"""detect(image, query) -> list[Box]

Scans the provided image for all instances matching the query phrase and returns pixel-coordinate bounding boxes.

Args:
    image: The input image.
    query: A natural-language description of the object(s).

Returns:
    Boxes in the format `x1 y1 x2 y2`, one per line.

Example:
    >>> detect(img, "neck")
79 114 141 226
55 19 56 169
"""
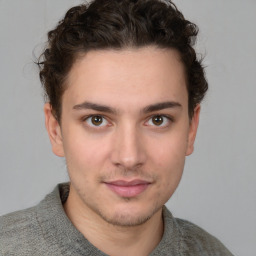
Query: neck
64 186 164 256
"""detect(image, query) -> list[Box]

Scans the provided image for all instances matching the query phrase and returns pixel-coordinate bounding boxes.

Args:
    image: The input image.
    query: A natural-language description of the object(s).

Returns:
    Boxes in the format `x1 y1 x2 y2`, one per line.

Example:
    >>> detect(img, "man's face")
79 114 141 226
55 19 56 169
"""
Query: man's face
45 46 199 226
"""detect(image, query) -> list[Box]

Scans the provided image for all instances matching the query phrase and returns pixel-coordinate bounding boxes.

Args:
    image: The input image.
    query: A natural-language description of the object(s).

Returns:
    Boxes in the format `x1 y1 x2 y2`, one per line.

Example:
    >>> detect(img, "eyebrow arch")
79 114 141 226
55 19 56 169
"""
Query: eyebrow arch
143 101 182 113
73 101 117 114
73 101 182 114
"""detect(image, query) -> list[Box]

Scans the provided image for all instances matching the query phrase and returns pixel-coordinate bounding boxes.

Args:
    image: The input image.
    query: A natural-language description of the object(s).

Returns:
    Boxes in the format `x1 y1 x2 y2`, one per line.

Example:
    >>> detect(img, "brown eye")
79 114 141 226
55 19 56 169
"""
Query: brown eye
152 115 164 126
147 115 171 127
84 115 109 128
91 116 103 126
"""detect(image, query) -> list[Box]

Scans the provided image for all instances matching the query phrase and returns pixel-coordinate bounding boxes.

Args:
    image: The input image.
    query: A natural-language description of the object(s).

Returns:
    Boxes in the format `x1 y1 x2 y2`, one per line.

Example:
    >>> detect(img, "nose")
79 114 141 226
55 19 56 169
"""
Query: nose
110 123 146 170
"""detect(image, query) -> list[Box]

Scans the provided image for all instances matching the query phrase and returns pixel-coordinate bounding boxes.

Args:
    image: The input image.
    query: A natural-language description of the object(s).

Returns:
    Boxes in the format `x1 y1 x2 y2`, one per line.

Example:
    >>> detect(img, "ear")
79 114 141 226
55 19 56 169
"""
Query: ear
44 103 65 157
186 104 201 156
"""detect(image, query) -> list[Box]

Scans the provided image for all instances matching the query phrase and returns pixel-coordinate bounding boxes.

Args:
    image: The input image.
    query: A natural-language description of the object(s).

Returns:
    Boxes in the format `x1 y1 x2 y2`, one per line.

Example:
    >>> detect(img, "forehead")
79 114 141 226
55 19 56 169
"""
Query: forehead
63 46 188 111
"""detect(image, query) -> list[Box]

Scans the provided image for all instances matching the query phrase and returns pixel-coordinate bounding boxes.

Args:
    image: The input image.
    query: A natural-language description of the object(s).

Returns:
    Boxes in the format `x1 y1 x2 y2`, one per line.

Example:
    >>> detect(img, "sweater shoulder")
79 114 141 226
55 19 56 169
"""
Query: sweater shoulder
0 206 38 233
175 218 234 256
0 206 48 255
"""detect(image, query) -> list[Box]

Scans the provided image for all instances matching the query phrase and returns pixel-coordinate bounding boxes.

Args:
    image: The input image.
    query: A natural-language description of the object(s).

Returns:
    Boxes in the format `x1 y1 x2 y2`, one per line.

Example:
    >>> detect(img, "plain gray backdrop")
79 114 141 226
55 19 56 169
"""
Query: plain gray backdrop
0 1 255 255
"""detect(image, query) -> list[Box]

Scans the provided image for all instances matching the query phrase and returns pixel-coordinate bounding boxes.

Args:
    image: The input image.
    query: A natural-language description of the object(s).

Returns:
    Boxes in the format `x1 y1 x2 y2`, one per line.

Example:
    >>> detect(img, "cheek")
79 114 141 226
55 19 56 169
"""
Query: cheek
149 133 187 191
150 130 188 167
158 151 185 187
62 128 111 174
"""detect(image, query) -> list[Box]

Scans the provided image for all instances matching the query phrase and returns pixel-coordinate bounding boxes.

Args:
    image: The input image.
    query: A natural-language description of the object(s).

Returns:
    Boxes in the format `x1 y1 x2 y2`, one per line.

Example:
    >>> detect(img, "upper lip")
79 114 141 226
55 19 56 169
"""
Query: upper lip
104 179 151 186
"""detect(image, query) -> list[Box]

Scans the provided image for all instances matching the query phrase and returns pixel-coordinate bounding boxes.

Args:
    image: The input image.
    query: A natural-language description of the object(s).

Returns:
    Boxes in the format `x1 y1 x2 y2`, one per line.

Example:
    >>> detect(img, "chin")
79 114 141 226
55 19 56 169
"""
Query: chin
101 212 152 227
98 203 162 227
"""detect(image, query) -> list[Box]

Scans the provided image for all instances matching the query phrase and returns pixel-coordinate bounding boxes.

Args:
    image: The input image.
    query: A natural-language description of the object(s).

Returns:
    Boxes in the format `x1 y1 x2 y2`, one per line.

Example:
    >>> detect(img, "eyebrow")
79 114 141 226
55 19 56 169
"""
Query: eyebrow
142 101 182 113
72 101 182 114
73 102 117 114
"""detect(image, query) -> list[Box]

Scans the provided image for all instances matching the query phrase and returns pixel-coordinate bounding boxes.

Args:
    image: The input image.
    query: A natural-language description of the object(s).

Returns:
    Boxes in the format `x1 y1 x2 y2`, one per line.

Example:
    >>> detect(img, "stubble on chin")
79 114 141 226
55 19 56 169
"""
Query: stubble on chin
76 184 163 228
93 199 163 227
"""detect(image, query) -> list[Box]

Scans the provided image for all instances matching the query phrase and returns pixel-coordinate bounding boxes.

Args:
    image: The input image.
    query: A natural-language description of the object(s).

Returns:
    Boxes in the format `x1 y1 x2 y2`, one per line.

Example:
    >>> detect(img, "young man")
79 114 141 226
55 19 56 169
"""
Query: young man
0 0 233 255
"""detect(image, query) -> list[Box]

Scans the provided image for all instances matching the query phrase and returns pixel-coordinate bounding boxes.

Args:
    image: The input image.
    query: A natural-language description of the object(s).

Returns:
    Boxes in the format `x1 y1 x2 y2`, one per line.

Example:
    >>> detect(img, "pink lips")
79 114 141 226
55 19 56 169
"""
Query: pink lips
104 179 150 197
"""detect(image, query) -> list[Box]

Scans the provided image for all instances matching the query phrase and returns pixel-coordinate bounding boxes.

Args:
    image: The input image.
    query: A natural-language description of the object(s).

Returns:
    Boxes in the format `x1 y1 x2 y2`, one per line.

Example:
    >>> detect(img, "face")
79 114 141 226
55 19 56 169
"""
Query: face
45 46 200 227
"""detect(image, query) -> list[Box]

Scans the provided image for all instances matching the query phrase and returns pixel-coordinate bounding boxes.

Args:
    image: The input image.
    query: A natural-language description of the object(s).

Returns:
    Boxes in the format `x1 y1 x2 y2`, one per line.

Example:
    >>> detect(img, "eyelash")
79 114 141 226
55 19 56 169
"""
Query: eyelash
82 114 174 129
145 114 173 128
82 115 110 129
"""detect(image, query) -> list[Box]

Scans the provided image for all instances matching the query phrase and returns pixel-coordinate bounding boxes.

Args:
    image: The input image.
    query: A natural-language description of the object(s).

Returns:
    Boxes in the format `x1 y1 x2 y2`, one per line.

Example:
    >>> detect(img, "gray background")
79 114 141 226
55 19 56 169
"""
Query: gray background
0 1 255 255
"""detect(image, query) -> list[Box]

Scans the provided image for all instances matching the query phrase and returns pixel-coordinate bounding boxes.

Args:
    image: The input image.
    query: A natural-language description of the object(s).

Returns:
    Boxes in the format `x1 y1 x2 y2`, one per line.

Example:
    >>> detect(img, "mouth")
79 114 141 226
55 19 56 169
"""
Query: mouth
103 179 151 198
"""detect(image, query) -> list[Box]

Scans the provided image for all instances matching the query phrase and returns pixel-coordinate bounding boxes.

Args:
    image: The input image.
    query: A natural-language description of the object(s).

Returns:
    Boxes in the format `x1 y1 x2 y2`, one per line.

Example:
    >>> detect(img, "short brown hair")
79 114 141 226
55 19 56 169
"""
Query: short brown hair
38 0 208 121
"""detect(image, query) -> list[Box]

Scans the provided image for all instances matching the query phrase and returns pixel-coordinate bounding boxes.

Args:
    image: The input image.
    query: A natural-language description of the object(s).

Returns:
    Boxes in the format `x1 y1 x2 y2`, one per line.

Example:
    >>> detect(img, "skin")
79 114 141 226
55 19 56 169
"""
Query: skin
44 46 200 256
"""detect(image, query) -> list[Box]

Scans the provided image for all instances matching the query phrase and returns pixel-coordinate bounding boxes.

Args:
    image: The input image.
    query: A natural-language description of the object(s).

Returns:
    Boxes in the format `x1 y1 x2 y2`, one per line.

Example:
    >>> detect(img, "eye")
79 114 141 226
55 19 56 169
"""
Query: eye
146 115 172 127
84 115 108 127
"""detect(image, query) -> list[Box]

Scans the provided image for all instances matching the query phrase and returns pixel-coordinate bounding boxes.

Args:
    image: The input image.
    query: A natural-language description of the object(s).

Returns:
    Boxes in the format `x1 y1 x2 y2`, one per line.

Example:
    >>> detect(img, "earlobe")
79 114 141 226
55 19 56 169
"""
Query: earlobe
186 104 200 156
44 103 65 157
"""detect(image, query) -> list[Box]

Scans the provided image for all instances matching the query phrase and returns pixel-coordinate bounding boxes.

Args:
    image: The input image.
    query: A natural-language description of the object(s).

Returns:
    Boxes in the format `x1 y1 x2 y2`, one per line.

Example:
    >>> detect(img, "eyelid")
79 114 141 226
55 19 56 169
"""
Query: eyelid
145 114 174 127
82 114 111 128
81 113 173 129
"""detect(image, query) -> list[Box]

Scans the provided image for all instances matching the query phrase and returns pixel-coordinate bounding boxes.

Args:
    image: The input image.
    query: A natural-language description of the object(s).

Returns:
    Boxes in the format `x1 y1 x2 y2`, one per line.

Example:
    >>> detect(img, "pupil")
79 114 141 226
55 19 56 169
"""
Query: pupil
153 116 163 125
92 116 102 125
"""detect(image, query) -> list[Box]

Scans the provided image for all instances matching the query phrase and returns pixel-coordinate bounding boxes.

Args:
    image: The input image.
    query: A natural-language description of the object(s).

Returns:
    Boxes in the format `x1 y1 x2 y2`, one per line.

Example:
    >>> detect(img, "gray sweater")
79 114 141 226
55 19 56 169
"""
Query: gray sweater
0 183 233 256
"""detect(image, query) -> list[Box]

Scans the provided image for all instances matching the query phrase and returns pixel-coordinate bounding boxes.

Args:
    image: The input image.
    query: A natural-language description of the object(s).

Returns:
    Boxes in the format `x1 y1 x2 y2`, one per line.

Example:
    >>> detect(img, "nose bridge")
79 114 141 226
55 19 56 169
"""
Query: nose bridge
111 121 146 169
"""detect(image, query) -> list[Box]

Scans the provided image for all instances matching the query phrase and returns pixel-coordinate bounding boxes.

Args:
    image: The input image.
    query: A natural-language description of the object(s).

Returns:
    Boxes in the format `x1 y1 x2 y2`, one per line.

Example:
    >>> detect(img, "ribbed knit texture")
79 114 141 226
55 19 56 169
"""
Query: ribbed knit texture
0 183 233 255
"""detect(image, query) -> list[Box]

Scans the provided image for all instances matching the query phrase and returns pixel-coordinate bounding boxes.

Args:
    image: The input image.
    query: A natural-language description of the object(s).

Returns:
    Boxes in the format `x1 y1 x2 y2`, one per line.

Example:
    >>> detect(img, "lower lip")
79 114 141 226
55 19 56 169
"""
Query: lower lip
105 183 149 197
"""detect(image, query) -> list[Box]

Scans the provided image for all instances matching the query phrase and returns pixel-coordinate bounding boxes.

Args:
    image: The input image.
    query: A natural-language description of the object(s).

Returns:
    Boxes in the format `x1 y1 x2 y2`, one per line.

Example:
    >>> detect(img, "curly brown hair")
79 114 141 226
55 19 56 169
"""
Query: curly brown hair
38 0 208 121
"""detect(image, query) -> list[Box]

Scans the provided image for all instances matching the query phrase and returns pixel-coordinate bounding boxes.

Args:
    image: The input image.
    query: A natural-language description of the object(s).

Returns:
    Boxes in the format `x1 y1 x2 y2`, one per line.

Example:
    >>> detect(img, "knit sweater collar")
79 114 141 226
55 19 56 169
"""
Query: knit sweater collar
35 183 183 255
